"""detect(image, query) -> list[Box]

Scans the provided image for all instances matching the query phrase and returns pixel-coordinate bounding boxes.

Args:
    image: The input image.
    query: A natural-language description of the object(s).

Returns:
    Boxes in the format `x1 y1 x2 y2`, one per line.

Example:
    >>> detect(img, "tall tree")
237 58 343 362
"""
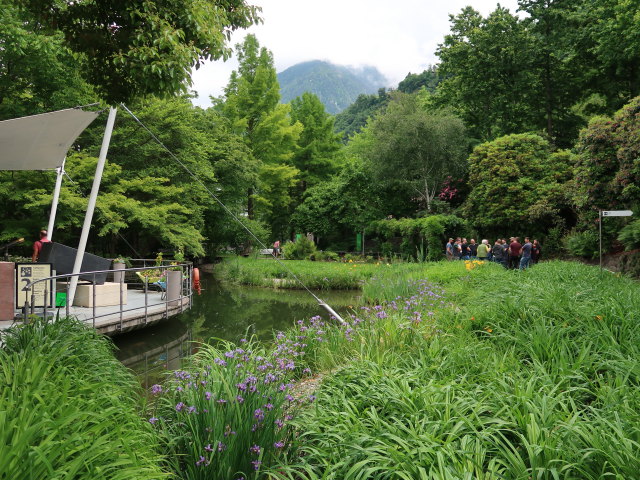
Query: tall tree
579 0 640 108
436 6 538 141
290 92 342 191
220 34 301 238
517 0 584 145
0 0 95 119
292 158 384 249
359 92 468 213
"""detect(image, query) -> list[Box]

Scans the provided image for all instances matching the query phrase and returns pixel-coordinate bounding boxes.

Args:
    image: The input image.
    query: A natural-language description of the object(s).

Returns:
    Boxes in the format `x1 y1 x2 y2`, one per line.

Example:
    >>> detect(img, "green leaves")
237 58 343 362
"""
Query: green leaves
357 92 469 213
463 133 575 235
16 0 261 103
0 317 166 479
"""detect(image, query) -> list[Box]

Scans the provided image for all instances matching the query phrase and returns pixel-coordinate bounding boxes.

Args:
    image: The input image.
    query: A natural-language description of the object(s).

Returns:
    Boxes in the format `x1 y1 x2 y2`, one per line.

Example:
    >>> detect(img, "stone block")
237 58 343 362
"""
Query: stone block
71 281 128 308
0 262 15 321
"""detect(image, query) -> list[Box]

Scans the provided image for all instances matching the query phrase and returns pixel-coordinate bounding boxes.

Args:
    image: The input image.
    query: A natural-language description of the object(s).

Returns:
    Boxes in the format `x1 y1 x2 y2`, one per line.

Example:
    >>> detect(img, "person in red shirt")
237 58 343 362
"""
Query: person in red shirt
32 230 51 262
508 237 522 269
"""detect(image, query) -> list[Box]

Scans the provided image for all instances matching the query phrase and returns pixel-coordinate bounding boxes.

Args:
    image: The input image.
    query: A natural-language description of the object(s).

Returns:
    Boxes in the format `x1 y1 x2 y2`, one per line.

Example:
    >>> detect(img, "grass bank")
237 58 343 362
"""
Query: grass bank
0 317 167 479
265 260 640 479
215 256 390 289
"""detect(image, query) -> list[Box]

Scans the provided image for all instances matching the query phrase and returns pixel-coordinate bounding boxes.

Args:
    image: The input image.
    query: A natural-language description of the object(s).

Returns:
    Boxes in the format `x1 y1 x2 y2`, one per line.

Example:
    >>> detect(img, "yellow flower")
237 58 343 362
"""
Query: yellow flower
484 326 493 333
595 315 603 321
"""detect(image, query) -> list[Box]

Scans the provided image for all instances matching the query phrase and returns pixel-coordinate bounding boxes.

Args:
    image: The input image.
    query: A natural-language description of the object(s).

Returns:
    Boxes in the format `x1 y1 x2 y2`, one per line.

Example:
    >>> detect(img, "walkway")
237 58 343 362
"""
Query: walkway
1 288 191 337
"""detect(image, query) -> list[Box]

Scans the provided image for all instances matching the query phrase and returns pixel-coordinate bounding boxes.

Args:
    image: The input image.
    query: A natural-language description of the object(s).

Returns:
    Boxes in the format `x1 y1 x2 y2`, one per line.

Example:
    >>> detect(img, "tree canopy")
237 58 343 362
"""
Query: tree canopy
14 0 261 103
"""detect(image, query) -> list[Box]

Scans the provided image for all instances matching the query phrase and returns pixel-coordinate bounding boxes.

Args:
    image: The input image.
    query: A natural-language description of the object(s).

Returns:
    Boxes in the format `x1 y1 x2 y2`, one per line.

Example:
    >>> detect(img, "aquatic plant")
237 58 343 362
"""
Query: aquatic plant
215 256 386 290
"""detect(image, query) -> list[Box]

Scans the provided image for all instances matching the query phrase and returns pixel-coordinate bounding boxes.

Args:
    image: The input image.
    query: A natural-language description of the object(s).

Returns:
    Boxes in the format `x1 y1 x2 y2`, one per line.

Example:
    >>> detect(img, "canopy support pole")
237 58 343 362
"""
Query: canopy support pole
68 107 117 305
46 158 65 241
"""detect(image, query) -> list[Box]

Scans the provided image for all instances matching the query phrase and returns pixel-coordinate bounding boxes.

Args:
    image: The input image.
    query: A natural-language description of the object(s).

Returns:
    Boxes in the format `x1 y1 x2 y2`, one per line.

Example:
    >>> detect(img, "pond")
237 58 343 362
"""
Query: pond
113 272 359 387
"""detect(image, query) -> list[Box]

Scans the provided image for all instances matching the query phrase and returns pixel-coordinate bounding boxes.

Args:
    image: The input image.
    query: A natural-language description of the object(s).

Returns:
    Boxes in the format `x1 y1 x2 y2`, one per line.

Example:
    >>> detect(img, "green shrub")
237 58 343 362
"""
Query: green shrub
563 229 600 258
316 250 339 261
618 218 640 250
0 317 166 480
282 237 317 260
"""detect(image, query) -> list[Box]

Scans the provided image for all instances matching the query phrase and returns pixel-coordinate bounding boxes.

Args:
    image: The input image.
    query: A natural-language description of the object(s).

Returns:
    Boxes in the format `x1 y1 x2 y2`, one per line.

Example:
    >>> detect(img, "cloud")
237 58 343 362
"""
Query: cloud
191 0 519 107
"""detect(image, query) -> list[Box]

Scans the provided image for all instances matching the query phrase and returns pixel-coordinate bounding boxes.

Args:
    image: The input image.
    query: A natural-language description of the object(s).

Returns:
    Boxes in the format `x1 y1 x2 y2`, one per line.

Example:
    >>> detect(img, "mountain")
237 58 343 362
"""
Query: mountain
277 60 388 114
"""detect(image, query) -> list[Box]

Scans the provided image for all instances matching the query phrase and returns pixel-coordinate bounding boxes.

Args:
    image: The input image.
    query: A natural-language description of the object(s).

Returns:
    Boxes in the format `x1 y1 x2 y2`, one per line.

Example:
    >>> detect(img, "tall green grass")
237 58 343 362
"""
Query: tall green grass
0 317 166 479
266 261 640 479
216 256 389 289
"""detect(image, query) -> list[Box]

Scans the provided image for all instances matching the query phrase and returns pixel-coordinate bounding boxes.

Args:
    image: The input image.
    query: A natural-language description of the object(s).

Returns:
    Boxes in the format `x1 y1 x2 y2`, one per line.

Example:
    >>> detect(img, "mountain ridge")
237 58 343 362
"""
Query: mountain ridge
277 60 388 114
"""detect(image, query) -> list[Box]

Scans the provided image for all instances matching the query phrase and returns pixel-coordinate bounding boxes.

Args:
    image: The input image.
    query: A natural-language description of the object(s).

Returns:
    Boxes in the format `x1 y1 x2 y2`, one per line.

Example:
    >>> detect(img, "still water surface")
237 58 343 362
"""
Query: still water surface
113 273 359 387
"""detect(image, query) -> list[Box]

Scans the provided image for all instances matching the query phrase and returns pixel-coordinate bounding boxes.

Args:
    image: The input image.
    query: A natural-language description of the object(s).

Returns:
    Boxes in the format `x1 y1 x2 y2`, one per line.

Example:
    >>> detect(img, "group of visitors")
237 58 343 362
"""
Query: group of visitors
445 237 541 270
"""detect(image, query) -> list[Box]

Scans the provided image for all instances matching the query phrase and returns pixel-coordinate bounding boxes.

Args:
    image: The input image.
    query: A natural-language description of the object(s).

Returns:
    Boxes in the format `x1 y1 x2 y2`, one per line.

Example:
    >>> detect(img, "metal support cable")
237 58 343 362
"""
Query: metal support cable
120 103 344 322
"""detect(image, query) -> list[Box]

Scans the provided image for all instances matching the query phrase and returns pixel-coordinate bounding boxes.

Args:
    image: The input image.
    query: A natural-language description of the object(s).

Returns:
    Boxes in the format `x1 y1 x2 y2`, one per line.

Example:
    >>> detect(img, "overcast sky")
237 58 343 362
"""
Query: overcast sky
191 0 520 107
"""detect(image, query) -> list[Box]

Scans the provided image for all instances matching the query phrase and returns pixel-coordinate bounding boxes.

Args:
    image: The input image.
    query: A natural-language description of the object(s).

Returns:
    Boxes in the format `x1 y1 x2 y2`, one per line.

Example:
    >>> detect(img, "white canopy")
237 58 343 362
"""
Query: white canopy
0 108 100 170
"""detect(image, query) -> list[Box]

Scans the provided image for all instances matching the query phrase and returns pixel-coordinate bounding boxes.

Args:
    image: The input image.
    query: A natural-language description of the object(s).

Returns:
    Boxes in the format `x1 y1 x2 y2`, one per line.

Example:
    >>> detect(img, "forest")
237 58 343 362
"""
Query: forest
2 0 640 266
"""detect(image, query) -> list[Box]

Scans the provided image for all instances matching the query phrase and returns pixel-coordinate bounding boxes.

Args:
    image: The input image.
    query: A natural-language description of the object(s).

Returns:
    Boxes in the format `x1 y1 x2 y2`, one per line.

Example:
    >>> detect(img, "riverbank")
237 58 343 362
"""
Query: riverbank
3 260 638 478
214 255 388 289
150 260 639 478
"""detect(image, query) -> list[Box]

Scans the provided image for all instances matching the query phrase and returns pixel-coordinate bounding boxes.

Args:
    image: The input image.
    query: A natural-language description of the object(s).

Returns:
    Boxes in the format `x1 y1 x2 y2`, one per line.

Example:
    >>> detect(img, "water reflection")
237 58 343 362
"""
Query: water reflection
114 272 359 386
114 321 194 389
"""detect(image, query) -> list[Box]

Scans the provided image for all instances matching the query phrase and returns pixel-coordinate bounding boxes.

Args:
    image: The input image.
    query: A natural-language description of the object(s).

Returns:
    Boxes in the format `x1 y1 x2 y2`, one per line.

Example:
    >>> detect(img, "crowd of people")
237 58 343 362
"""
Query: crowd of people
445 237 541 270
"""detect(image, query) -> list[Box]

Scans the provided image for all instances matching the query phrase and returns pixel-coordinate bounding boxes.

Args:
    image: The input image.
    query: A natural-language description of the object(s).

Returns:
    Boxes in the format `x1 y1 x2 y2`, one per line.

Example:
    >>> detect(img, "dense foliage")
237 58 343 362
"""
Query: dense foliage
0 317 166 479
145 260 640 478
14 0 261 103
463 133 575 237
267 261 640 478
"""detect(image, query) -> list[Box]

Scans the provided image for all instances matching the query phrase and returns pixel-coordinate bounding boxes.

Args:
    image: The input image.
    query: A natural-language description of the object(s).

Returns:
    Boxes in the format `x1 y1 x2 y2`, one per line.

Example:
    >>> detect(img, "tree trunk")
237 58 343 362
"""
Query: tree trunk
247 187 254 219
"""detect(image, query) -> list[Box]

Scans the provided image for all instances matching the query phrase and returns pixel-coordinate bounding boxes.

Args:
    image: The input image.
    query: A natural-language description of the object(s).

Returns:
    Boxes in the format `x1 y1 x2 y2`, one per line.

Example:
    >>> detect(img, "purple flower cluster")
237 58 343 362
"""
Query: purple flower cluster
148 278 448 476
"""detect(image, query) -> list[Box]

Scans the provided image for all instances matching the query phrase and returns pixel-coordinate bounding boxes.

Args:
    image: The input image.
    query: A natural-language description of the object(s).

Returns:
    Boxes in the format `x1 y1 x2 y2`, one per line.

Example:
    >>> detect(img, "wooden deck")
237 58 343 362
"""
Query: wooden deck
1 288 191 336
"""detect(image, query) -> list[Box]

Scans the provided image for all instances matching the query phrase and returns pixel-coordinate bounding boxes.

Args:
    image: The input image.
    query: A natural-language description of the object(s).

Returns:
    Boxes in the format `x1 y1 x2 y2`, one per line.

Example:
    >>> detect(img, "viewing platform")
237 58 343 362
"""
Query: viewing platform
0 260 194 337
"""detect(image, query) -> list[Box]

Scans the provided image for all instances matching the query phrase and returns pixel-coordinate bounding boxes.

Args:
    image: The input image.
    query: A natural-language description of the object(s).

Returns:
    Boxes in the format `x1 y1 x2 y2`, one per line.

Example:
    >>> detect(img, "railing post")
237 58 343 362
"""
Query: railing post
119 270 124 330
144 278 148 322
65 280 70 318
92 272 96 328
43 283 48 321
179 265 184 314
30 287 35 316
165 267 169 319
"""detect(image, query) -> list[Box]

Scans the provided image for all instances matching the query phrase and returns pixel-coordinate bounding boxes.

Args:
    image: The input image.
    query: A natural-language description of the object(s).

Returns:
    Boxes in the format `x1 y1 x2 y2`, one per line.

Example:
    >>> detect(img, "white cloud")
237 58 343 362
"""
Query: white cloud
191 0 520 107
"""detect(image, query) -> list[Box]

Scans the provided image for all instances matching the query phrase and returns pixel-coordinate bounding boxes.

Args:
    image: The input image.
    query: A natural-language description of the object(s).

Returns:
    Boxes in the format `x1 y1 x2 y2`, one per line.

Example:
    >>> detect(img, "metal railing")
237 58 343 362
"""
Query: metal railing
22 260 193 332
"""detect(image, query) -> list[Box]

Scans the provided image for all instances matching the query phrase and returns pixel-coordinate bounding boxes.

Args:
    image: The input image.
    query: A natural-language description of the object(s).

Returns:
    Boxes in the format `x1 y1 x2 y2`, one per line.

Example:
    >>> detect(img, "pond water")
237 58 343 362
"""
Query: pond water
113 273 359 387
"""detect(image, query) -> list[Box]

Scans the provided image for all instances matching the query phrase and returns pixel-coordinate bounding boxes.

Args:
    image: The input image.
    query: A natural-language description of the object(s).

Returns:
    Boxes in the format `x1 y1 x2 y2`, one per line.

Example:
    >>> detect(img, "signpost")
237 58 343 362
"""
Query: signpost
602 210 633 217
599 210 633 272
15 263 53 309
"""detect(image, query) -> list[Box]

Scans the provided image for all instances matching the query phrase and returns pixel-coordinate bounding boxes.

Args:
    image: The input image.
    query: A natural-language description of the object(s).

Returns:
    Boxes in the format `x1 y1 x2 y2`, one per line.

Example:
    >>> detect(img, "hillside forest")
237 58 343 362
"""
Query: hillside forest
2 0 640 265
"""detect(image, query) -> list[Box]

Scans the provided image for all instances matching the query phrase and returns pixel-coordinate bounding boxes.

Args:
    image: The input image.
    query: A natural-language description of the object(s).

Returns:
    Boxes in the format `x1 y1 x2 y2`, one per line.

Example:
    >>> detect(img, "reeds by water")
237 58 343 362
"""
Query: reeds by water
0 317 166 479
